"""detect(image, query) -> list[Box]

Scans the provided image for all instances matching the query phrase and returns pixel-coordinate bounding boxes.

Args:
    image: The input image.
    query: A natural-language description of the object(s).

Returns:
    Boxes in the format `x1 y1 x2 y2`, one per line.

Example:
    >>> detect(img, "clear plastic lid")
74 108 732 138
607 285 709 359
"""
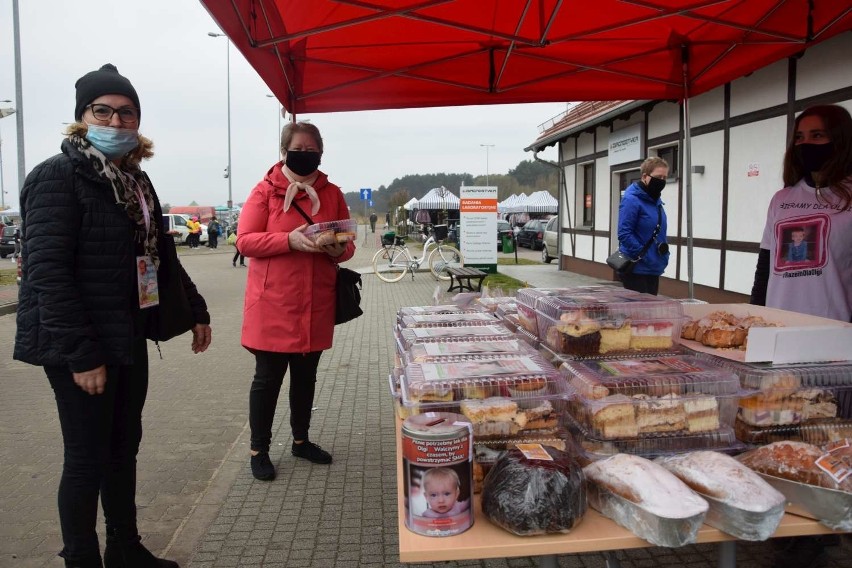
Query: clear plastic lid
515 288 580 311
405 339 536 363
535 293 683 323
735 418 852 446
303 219 357 243
691 353 852 390
562 355 742 398
568 417 746 461
736 384 851 428
398 312 498 328
538 338 686 365
474 296 517 313
515 326 540 348
567 389 740 440
398 391 571 440
500 313 520 332
400 354 564 404
395 324 515 350
495 302 518 317
397 305 483 318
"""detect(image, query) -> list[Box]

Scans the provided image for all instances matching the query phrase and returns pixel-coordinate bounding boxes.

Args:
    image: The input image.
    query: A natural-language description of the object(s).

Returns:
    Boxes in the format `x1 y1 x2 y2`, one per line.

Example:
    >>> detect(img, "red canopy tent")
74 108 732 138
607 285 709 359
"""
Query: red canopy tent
200 0 851 296
199 0 851 115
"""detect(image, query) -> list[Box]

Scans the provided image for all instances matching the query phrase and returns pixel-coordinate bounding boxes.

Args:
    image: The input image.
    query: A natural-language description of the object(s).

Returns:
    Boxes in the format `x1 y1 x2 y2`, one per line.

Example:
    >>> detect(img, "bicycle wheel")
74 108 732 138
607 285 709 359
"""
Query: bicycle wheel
428 244 464 280
372 246 409 283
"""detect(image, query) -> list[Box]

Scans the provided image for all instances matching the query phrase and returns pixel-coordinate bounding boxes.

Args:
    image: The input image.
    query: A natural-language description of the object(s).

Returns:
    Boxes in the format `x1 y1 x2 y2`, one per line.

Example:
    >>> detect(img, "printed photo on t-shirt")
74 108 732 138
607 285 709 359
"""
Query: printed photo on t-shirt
772 214 829 271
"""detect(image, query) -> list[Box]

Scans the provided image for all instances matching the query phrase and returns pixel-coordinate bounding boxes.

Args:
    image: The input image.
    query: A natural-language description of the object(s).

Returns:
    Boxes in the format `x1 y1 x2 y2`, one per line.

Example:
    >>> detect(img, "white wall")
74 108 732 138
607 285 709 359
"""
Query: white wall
594 157 612 231
577 132 595 157
693 248 722 288
731 59 788 117
688 87 724 127
648 101 679 140
726 116 786 242
575 233 594 260
687 130 725 240
725 250 759 295
796 33 852 100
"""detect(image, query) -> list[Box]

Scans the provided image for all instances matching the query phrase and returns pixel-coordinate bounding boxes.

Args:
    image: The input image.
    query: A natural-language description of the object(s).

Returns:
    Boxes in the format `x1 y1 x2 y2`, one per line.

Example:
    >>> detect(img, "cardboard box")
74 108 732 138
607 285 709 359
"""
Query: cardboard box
680 304 852 364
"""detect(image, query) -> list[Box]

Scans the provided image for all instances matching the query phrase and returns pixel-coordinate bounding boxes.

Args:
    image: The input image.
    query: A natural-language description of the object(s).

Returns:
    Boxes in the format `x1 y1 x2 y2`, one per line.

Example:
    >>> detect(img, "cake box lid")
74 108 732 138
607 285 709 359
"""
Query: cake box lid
398 312 498 328
396 324 515 350
535 293 684 322
562 355 742 398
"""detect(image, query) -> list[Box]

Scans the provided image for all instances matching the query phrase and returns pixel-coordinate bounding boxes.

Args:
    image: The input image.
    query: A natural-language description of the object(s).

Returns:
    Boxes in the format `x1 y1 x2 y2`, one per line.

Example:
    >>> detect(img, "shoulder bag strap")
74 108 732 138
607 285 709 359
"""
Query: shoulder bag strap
635 205 663 260
290 200 315 225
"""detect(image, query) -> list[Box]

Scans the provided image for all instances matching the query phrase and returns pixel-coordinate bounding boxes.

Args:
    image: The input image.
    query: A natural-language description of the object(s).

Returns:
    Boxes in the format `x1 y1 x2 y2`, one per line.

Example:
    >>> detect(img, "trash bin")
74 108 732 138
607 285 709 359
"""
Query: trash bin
501 233 514 254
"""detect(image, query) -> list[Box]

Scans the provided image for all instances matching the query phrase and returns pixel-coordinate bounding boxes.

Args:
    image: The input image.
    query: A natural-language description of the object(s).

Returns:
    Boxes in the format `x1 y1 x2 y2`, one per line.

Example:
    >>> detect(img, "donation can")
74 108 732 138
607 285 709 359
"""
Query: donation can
402 412 474 536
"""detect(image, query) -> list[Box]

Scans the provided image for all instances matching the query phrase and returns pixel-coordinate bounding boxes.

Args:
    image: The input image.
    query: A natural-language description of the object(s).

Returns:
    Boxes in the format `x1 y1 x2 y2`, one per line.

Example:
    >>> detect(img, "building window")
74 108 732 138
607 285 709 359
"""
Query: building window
582 163 594 226
619 170 641 202
657 145 679 179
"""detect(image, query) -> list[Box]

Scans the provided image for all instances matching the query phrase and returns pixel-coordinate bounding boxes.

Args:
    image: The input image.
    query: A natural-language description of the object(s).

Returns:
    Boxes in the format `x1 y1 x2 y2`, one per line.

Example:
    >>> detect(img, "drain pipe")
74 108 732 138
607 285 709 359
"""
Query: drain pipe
532 150 575 258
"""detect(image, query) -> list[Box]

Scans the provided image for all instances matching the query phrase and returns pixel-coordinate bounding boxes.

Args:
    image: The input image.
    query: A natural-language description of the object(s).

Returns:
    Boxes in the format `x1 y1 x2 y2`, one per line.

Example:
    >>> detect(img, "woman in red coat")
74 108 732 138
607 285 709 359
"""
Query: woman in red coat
237 121 355 480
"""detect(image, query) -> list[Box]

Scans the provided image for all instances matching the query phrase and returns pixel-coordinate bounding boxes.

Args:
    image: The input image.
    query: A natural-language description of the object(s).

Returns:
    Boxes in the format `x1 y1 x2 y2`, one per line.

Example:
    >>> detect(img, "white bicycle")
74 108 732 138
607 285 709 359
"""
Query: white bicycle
372 226 464 283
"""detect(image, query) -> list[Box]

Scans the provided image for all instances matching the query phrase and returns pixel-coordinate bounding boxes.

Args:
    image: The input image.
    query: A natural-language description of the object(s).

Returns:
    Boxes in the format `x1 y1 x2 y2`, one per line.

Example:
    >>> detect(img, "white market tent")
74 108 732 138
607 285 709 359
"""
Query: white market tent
497 194 523 214
402 197 419 210
416 186 460 210
509 190 557 214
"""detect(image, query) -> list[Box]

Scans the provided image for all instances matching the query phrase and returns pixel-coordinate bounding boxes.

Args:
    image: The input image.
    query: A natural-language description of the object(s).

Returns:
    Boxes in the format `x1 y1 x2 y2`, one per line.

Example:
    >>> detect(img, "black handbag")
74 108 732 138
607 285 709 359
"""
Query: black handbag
148 234 195 341
608 205 663 274
291 201 363 325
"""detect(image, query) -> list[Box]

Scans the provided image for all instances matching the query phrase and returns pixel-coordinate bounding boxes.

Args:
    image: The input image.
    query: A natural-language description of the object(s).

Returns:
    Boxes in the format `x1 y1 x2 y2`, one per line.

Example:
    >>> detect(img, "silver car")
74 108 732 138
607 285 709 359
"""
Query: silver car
541 216 559 263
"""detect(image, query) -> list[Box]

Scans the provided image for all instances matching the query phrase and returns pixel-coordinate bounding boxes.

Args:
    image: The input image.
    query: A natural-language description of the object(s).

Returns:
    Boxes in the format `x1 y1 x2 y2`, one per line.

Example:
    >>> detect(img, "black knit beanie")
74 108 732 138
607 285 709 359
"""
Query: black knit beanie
74 63 141 122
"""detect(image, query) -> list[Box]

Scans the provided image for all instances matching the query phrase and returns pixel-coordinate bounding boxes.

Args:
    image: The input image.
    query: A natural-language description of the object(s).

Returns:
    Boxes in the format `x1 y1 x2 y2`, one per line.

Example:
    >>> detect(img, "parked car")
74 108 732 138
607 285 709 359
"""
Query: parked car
541 216 559 263
515 219 547 250
1 225 19 258
162 213 209 245
497 219 513 251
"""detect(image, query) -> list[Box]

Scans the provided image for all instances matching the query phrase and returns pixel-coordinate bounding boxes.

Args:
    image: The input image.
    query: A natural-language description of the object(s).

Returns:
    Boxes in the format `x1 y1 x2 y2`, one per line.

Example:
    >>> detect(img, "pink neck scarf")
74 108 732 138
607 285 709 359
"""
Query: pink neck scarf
282 168 320 216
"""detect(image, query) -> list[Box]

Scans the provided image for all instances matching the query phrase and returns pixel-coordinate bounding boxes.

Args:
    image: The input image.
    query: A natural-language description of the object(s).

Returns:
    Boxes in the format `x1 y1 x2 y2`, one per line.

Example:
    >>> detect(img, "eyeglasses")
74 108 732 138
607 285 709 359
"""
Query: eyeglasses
85 103 139 123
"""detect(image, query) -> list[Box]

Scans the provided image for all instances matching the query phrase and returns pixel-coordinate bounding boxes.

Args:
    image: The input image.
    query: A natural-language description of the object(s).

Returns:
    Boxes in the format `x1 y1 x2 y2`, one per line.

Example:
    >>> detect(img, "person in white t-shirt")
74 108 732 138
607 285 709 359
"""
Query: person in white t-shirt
751 104 852 323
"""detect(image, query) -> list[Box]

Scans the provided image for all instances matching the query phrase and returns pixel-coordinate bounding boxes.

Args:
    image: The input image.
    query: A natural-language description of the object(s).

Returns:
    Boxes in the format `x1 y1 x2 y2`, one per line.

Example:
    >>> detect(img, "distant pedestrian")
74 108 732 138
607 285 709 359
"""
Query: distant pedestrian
207 216 221 249
231 220 245 267
14 63 212 568
385 211 390 230
369 211 378 233
187 216 202 248
11 226 21 261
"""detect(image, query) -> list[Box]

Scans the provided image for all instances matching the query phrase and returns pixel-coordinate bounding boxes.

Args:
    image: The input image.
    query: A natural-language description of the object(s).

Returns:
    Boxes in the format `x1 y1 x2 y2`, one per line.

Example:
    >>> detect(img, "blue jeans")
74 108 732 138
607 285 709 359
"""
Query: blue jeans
45 337 148 564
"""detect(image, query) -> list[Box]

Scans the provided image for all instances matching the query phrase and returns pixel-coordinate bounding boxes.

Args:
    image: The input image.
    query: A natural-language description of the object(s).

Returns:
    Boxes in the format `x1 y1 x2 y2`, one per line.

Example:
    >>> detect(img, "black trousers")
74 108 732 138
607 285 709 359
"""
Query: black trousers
232 247 245 266
620 272 660 295
45 337 148 564
249 350 323 452
208 233 218 248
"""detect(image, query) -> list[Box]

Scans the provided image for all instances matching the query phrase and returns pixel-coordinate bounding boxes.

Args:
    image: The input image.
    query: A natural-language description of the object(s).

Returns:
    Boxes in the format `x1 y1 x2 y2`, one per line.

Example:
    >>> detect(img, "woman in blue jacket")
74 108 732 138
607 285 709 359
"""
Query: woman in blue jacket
616 157 670 295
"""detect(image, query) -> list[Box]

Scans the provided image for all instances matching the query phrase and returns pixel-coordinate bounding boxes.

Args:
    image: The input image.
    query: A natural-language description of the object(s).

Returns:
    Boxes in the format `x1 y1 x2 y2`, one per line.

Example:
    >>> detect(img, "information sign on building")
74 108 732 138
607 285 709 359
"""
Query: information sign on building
459 186 498 272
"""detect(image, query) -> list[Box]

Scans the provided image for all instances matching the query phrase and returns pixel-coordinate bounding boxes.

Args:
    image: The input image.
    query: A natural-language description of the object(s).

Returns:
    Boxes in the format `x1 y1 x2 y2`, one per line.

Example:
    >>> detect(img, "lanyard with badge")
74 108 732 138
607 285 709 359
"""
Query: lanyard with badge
130 179 159 309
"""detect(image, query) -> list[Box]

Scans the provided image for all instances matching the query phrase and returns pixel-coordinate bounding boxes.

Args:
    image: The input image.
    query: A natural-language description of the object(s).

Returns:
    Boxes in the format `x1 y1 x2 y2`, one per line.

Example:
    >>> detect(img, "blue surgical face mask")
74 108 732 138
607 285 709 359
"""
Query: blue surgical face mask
85 124 139 159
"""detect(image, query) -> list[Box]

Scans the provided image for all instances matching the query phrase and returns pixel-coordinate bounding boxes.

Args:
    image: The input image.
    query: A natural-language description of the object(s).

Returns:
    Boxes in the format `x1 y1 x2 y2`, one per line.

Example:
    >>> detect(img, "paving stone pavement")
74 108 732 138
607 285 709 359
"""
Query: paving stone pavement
0 227 849 568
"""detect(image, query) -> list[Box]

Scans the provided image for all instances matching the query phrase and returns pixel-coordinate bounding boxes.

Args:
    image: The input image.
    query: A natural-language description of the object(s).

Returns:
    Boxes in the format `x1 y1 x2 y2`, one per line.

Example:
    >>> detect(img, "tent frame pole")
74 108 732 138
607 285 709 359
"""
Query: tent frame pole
682 45 695 300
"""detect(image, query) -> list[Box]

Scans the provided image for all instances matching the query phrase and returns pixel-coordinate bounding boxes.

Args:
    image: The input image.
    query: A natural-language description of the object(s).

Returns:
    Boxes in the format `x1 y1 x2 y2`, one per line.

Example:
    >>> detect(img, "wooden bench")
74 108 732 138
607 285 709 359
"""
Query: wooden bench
446 267 488 293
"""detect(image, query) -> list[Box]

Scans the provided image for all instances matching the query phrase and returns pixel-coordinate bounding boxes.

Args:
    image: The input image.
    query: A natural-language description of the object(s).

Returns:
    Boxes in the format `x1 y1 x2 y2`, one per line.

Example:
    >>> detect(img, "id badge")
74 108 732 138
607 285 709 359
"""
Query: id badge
137 255 160 309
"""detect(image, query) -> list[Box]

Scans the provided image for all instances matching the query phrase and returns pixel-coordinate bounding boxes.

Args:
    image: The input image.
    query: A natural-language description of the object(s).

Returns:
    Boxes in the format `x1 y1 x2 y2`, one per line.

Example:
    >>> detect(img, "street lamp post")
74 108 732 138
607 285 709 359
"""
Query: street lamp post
0 103 16 210
480 144 495 186
266 94 282 162
208 32 233 212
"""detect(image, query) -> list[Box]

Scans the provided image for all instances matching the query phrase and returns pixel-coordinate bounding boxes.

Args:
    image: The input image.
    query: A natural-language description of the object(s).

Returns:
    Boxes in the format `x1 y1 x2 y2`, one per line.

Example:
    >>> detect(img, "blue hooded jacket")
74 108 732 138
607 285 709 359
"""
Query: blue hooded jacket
617 181 669 276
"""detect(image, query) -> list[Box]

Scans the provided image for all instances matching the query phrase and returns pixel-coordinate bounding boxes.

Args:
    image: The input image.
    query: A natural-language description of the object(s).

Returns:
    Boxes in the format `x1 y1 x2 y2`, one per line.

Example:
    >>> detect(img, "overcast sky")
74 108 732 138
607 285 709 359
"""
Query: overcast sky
0 0 566 210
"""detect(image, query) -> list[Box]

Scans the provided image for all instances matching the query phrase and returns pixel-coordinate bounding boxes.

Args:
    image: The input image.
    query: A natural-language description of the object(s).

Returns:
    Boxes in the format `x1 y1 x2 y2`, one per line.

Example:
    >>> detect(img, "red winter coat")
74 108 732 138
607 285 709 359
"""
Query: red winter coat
238 164 355 353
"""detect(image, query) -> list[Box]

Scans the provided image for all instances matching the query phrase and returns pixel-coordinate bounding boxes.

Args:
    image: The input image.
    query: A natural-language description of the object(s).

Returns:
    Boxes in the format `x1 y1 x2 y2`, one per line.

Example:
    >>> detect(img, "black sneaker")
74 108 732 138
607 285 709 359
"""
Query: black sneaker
250 452 275 480
291 440 332 464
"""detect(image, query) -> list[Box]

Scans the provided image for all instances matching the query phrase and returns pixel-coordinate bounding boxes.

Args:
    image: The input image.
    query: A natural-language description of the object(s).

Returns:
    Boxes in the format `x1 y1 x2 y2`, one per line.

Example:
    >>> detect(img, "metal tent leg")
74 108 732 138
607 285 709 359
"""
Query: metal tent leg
604 551 623 568
718 541 737 568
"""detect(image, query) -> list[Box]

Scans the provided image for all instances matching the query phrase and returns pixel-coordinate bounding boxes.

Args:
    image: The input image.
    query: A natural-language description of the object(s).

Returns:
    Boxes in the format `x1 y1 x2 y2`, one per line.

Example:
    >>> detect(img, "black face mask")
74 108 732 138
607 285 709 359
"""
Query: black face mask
285 150 321 176
641 176 666 200
795 142 834 174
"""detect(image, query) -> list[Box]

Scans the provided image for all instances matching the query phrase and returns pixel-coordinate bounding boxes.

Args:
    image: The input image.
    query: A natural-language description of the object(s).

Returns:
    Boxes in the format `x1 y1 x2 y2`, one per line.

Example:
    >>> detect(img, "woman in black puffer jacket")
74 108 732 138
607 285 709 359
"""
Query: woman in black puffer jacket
14 64 212 568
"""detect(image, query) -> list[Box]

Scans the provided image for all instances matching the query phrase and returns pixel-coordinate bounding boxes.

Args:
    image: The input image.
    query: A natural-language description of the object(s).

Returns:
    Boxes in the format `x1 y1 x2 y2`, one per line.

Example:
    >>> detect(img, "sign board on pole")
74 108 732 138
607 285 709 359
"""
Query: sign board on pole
459 186 498 272
360 188 372 201
369 200 373 207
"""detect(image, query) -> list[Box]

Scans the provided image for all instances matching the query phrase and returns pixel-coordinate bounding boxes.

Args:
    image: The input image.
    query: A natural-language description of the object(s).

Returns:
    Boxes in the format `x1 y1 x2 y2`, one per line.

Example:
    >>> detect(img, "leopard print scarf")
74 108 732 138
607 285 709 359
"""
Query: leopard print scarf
69 134 159 267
